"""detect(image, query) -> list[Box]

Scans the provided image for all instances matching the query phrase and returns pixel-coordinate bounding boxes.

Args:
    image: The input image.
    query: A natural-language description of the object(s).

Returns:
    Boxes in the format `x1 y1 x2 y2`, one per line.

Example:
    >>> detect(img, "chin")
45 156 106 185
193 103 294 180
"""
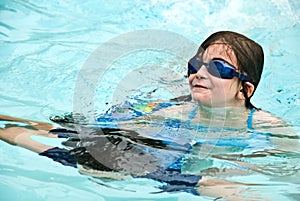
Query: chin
191 94 212 106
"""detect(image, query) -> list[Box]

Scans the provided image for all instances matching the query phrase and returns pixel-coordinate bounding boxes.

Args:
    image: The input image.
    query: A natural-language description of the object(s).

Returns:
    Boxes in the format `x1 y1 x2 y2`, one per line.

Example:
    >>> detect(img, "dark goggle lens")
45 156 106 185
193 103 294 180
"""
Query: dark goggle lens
187 57 200 76
206 60 235 79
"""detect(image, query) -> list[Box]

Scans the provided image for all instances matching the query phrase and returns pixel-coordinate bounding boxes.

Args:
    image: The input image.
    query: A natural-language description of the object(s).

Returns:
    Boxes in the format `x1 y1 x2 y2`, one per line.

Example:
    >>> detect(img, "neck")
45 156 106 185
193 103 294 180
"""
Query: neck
190 104 250 128
200 104 248 117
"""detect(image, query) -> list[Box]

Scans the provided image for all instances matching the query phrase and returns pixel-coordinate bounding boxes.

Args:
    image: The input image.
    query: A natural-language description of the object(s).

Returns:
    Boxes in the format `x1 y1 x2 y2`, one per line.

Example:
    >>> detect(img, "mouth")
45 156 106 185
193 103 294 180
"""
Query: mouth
192 84 209 89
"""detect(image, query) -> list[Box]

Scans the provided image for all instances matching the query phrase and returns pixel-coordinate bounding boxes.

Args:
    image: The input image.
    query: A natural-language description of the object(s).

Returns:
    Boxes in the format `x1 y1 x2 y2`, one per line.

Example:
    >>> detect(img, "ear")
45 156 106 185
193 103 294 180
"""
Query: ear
236 82 255 100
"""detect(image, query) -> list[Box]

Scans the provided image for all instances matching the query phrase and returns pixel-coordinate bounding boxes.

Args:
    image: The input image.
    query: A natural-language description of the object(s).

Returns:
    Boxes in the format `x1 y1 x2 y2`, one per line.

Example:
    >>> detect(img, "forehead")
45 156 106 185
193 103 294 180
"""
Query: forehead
202 43 238 68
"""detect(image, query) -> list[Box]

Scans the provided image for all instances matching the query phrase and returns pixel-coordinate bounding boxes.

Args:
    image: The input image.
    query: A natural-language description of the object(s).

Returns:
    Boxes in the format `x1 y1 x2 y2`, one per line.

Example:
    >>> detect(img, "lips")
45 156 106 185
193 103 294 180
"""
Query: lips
193 84 209 89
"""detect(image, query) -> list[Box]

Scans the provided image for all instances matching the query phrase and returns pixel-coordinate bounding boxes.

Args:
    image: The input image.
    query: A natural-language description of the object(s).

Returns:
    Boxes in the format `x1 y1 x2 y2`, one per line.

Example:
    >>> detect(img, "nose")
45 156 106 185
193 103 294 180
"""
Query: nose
195 65 208 80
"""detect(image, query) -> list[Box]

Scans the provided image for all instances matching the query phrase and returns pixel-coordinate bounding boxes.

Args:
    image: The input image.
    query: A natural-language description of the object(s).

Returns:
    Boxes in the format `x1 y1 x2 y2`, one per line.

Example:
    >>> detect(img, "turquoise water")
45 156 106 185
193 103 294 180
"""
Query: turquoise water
1 0 300 200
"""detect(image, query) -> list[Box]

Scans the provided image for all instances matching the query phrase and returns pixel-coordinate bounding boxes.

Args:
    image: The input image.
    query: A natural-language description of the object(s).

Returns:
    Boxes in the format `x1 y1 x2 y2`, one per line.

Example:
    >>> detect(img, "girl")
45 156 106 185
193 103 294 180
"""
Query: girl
0 31 297 199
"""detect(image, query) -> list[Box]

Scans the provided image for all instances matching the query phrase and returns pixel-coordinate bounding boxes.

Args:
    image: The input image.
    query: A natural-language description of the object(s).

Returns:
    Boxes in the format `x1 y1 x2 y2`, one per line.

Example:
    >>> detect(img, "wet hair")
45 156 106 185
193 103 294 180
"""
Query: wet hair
197 31 264 109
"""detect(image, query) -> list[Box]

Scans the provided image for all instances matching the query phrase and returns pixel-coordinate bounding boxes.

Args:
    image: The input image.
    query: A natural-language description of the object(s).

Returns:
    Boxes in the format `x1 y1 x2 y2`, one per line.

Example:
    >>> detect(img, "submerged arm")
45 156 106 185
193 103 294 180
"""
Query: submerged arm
0 114 55 131
0 126 56 153
0 114 58 153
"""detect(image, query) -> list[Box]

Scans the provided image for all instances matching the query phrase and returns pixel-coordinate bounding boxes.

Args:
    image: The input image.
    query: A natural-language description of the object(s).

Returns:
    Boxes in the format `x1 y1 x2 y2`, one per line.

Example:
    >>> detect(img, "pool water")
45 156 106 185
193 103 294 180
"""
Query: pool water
1 0 300 200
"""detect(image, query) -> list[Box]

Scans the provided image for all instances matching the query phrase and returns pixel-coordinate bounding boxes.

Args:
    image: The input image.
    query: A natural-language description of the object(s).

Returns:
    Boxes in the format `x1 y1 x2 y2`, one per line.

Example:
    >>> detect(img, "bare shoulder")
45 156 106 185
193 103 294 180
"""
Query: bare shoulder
252 109 286 126
252 109 299 151
252 109 295 135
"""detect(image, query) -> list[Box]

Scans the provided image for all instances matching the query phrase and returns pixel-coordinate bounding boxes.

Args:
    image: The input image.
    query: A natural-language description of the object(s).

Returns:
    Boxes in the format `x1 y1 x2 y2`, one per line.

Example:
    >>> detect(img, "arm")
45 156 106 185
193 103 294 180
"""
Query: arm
0 126 56 153
0 114 55 131
196 176 267 200
0 114 58 153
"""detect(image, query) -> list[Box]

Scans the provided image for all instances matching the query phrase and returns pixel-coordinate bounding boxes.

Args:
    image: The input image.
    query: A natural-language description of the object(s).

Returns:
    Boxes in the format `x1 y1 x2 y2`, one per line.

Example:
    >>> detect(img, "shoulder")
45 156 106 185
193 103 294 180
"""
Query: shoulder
252 109 298 151
252 109 293 133
253 110 297 137
252 109 287 127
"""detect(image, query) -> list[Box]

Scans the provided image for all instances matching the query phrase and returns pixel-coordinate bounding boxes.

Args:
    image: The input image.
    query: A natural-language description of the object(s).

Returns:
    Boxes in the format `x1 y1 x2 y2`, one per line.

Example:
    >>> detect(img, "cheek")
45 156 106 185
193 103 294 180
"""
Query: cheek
211 79 232 96
210 81 226 98
214 79 239 97
228 79 240 93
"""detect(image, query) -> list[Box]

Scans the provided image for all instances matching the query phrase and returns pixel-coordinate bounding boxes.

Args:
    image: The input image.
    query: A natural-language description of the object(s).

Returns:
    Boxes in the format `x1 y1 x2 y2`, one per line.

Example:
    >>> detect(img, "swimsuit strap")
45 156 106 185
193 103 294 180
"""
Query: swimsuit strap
247 108 256 130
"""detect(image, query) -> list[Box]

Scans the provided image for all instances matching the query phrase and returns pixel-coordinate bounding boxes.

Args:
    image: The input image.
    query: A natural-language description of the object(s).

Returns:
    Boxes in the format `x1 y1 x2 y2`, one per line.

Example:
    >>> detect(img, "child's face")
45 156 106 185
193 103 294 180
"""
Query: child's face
188 43 243 107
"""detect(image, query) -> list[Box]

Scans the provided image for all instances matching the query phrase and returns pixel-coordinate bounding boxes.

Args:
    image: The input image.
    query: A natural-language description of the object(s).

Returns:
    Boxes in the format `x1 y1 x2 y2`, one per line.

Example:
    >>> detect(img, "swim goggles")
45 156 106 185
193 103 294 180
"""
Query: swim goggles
187 57 251 82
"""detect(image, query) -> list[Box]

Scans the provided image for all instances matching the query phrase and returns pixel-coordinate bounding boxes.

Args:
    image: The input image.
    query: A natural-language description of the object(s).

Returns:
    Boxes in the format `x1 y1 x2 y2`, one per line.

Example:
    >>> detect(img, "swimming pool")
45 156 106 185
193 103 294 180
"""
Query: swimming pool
1 0 300 200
